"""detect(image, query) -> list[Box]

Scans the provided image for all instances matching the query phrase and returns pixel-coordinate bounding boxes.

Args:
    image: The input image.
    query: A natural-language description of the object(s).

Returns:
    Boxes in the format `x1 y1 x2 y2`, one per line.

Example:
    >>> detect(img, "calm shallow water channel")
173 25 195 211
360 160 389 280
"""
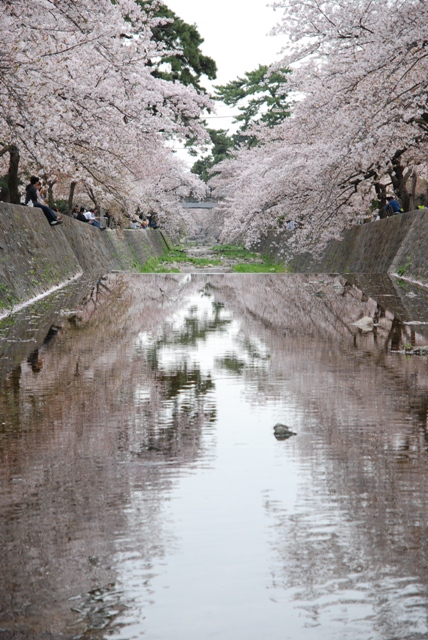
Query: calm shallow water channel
2 273 428 640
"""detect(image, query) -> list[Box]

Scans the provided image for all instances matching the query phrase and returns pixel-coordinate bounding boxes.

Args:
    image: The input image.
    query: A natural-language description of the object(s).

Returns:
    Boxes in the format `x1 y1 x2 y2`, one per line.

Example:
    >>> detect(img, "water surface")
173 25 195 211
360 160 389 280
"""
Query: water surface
1 273 428 639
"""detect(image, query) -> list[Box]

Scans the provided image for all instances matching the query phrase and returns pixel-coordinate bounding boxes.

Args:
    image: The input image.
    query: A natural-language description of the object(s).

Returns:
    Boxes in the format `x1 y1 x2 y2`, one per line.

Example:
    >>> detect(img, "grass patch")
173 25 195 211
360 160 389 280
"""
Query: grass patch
161 248 222 267
133 257 180 273
0 283 18 309
232 262 287 273
211 244 288 272
396 256 412 277
211 244 259 260
187 257 222 267
133 246 222 272
135 245 287 273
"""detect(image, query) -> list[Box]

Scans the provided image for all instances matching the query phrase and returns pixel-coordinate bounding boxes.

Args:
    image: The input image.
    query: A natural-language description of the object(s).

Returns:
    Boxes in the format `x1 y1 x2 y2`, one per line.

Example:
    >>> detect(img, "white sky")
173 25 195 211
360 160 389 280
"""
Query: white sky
166 0 287 129
165 0 285 84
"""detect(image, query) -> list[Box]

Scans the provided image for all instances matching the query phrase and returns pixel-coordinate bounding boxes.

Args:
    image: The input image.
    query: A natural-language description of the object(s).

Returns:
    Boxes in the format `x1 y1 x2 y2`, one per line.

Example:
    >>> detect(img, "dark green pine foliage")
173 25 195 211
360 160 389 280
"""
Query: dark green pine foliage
137 1 217 93
215 64 291 138
191 65 291 181
190 128 236 182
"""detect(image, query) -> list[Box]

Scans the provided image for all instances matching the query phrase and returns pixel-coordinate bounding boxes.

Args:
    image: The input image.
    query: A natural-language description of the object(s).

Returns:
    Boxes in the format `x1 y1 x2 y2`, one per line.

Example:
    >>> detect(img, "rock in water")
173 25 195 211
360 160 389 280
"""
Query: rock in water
273 423 296 440
352 316 374 332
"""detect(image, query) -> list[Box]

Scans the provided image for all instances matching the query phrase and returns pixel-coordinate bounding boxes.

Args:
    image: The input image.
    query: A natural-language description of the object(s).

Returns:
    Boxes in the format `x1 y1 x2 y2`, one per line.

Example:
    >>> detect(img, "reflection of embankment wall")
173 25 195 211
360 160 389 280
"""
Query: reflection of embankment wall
0 275 206 633
0 202 168 309
207 275 428 603
260 210 428 284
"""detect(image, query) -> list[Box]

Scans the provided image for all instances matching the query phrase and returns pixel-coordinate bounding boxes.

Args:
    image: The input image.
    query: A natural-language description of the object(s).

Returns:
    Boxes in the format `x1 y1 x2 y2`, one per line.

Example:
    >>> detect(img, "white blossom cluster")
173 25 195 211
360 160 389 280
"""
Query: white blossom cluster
212 0 428 251
0 0 210 234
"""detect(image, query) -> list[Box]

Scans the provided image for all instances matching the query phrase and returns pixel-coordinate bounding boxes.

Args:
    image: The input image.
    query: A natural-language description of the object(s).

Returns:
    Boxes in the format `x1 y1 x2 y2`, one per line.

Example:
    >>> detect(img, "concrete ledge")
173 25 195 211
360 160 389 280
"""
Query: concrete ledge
259 210 428 283
0 203 168 310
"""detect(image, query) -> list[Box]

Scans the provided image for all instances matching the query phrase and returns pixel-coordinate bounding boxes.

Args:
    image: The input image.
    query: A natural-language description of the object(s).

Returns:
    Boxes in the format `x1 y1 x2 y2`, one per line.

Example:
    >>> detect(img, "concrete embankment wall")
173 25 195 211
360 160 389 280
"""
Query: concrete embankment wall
0 203 168 310
260 210 428 284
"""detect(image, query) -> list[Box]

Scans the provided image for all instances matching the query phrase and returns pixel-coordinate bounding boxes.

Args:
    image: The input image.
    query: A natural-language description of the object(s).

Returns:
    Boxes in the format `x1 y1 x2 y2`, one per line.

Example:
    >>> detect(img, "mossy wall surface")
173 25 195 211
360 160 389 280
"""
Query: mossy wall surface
0 203 168 310
260 210 428 284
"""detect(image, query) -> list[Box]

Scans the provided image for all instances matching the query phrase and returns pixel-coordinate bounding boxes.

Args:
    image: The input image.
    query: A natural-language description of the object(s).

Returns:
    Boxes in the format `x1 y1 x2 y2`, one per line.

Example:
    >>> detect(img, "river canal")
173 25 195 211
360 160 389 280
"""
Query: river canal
2 273 428 640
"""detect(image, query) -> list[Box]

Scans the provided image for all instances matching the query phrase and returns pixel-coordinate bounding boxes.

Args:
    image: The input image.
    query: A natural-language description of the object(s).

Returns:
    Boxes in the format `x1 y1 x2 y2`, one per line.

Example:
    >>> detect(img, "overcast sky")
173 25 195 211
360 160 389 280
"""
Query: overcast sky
166 0 285 85
164 0 286 156
166 1 286 126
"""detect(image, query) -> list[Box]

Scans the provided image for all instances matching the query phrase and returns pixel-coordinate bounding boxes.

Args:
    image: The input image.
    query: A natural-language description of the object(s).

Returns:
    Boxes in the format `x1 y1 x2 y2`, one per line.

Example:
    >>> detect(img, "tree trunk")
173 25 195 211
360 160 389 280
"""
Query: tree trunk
8 145 20 204
47 180 57 209
375 182 387 218
68 181 77 216
86 184 98 208
408 171 417 212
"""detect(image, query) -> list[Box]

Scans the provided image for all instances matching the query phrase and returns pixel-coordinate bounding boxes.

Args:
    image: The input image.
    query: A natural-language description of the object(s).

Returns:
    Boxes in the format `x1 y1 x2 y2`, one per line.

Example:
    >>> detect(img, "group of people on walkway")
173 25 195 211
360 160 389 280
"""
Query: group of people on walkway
25 176 63 225
131 212 158 229
25 176 108 230
24 176 159 232
72 205 105 230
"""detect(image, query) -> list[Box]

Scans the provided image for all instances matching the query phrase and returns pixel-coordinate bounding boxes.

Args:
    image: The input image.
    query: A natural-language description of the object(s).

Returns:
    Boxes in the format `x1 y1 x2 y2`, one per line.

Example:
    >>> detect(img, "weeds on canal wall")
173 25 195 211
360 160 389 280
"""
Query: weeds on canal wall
396 257 412 276
0 283 18 310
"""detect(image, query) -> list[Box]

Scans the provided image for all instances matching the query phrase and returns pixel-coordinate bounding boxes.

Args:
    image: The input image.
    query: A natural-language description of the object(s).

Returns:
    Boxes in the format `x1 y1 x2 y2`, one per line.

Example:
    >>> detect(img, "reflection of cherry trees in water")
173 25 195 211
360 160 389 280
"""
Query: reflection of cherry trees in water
2 273 428 638
142 366 215 456
125 295 231 460
1 275 264 638
0 276 220 639
264 414 428 639
215 276 428 639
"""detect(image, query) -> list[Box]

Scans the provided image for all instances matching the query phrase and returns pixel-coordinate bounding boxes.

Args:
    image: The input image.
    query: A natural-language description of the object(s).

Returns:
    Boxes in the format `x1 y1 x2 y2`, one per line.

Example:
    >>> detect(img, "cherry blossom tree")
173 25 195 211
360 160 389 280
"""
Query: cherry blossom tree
213 0 428 251
0 0 210 234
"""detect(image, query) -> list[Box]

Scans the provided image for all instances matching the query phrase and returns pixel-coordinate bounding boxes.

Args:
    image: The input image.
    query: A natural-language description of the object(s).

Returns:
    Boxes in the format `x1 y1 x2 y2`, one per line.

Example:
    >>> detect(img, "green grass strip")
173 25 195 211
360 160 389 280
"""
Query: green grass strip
134 257 180 273
162 250 222 267
232 263 287 273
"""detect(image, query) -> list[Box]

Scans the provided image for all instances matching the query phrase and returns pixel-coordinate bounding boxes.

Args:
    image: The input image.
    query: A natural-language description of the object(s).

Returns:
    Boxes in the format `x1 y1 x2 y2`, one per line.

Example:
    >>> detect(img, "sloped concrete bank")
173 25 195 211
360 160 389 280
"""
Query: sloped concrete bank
0 203 168 311
259 210 428 285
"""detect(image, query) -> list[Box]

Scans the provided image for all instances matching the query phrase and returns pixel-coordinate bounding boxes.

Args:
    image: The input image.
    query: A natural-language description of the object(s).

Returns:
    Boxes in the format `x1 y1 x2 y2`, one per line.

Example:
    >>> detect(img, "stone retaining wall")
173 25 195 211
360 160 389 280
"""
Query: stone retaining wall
0 203 168 310
259 210 428 284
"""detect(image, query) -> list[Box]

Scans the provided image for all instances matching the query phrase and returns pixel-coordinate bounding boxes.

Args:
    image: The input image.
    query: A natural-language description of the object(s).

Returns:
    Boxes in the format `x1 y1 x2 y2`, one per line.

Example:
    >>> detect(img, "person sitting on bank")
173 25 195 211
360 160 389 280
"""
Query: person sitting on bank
37 185 50 208
147 212 159 229
75 206 88 223
76 206 103 229
384 196 403 217
84 207 102 229
25 176 63 226
51 205 62 217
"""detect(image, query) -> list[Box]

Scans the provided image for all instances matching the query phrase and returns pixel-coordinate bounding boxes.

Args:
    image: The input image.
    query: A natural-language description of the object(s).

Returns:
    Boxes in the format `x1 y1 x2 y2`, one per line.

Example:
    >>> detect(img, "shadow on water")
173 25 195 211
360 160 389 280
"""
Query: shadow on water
1 272 428 639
